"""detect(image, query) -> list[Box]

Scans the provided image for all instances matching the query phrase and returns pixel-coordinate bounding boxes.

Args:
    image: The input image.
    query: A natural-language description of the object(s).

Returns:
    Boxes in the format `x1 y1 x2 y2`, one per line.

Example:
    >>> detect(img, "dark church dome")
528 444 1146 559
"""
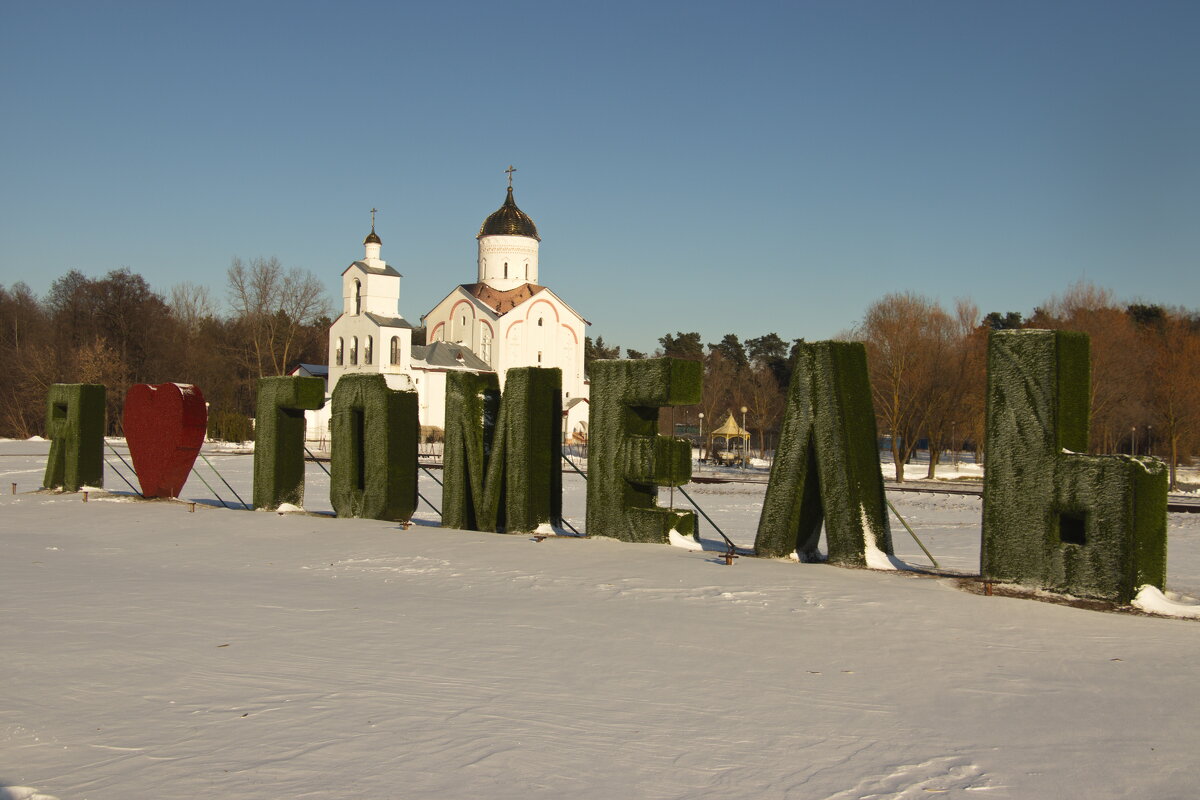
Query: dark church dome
477 186 540 241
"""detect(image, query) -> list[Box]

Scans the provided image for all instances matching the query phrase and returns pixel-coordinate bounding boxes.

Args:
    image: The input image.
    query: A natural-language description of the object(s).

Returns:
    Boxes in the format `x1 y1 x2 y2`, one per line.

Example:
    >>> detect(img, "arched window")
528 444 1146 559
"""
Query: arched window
537 317 543 327
350 336 358 366
364 336 373 365
390 336 400 365
336 337 344 366
504 262 508 278
353 279 362 315
480 327 492 364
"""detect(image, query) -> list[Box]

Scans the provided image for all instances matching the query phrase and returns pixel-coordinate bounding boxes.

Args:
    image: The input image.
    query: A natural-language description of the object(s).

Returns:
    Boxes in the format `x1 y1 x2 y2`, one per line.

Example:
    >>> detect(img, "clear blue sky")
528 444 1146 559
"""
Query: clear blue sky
2 0 1197 355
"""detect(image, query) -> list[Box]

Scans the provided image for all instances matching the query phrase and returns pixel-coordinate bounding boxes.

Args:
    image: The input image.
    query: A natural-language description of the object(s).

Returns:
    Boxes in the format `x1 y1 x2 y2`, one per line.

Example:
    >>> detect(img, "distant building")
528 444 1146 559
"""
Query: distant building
307 180 589 443
288 363 329 382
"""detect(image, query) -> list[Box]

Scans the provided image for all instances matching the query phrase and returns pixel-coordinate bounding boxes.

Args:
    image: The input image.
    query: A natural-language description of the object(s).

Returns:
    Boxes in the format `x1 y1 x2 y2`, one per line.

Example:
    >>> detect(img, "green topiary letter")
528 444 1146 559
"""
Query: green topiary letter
754 341 893 565
43 383 106 492
252 376 326 511
981 330 1167 602
586 358 701 543
330 374 418 522
442 367 562 533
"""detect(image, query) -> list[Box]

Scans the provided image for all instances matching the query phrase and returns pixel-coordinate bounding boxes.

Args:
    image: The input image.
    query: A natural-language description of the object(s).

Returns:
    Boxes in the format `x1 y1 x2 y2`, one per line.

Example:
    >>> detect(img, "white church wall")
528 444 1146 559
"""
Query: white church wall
340 266 400 318
304 401 332 448
329 313 384 391
383 328 413 374
478 235 538 290
565 400 588 443
414 370 448 430
494 294 586 400
362 274 400 316
447 298 478 348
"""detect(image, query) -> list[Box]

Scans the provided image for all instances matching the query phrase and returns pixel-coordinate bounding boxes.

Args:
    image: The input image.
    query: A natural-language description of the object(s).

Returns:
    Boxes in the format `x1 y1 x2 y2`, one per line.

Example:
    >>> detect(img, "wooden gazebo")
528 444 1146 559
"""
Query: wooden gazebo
706 412 750 465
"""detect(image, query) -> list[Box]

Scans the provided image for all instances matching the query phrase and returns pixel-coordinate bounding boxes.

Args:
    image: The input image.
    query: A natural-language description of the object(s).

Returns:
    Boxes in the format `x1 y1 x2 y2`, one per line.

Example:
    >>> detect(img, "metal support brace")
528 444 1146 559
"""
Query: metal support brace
200 453 250 509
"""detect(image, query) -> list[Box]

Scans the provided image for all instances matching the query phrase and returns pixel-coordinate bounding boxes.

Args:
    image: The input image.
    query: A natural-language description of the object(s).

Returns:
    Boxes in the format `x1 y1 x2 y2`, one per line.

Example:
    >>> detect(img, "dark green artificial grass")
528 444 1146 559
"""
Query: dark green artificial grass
442 368 562 533
43 383 106 492
330 374 418 522
585 358 702 543
252 376 326 510
754 342 892 564
981 330 1167 602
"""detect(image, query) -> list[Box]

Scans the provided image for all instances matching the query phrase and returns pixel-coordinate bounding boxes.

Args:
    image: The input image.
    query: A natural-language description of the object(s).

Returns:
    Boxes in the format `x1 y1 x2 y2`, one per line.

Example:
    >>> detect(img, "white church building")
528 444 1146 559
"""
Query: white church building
311 180 590 444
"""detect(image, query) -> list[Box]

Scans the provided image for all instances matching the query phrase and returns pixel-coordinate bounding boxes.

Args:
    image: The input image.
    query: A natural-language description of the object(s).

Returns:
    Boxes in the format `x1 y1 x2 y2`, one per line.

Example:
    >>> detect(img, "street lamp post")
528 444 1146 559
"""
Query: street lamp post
741 406 748 468
1131 426 1137 457
951 421 958 469
698 412 705 465
1147 425 1153 457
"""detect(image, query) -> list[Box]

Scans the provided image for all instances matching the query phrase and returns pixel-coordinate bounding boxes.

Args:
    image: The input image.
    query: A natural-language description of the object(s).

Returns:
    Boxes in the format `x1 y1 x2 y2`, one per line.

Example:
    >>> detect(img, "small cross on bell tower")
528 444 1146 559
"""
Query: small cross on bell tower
363 207 382 257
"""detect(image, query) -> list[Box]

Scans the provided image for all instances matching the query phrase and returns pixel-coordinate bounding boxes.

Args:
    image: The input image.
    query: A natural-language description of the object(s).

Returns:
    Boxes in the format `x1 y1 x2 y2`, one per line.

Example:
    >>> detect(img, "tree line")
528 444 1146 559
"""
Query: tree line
0 258 331 441
585 331 802 464
587 282 1200 489
5 267 1197 489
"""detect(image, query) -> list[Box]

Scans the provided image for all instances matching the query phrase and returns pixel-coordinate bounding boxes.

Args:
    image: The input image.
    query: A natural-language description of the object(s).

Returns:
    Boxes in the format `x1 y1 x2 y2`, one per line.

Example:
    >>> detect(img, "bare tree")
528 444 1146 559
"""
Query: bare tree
170 282 215 334
1 283 54 436
92 269 172 383
1142 315 1200 489
1031 281 1144 453
744 363 784 457
76 336 130 433
922 299 984 478
858 292 954 482
697 351 740 459
227 257 330 376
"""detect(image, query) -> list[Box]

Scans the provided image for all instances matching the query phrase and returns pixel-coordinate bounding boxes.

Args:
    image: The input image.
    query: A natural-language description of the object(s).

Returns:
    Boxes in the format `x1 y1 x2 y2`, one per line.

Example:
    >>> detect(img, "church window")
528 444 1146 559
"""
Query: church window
353 279 362 315
336 338 344 366
504 262 508 278
350 336 358 366
537 318 543 327
537 351 542 364
364 336 373 365
390 336 400 365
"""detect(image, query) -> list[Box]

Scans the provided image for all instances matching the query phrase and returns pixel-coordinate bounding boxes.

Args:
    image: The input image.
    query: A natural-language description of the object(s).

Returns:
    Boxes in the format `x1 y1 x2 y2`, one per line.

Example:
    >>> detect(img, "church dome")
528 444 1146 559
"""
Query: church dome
363 228 382 245
477 186 540 241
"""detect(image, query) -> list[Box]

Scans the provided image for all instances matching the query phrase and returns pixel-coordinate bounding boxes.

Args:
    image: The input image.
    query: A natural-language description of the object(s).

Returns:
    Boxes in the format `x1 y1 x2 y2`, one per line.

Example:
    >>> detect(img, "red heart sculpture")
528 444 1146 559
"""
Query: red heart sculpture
123 383 208 498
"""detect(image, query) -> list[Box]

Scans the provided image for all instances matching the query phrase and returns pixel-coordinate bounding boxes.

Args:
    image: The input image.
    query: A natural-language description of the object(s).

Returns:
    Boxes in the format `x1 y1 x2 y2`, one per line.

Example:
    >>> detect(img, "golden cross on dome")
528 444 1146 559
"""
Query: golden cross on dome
504 165 516 189
370 207 378 229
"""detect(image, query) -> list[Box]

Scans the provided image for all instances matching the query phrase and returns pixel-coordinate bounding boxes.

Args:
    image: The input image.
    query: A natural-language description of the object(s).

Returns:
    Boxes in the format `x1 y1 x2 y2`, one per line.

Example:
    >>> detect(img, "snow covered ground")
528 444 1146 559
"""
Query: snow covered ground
4 439 1200 799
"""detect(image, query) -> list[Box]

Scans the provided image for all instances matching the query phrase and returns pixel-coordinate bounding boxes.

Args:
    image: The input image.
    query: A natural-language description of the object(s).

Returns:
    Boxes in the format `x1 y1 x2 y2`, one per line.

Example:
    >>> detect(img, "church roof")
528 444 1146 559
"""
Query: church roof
344 260 401 278
462 281 546 314
364 311 413 329
363 228 382 245
288 363 329 378
477 186 541 241
411 341 491 371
